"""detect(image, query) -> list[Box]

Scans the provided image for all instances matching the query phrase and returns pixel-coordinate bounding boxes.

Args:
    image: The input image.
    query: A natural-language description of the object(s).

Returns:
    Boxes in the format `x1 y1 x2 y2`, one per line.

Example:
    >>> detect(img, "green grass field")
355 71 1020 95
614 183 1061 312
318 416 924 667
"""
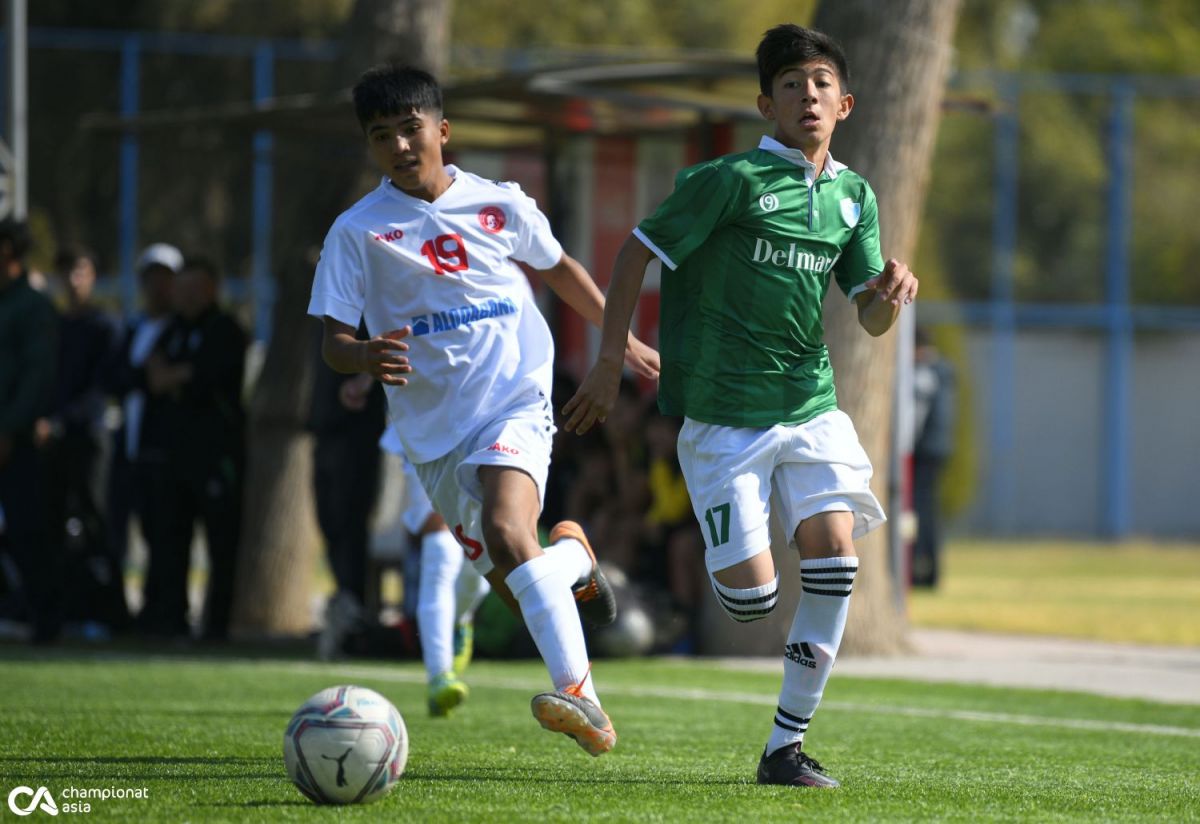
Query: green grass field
908 540 1200 646
1 651 1197 822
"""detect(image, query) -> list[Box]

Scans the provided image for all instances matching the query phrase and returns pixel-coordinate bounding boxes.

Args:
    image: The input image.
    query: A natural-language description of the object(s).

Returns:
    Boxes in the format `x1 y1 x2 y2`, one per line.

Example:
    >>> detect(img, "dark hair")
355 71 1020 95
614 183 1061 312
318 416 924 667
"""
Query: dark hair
0 219 30 261
756 24 850 96
352 64 443 130
181 255 221 282
54 245 98 274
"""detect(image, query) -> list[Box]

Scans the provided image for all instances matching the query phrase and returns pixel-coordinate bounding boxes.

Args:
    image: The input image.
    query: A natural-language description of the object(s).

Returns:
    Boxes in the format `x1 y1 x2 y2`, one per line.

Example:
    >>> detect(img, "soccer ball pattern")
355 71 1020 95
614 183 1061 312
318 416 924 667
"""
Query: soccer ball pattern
282 685 408 804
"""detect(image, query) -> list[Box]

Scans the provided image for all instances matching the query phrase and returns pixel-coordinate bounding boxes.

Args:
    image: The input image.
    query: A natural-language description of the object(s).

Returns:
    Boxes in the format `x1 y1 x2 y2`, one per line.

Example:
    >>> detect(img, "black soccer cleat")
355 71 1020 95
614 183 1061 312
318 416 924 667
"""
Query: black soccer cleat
550 520 617 627
756 744 841 788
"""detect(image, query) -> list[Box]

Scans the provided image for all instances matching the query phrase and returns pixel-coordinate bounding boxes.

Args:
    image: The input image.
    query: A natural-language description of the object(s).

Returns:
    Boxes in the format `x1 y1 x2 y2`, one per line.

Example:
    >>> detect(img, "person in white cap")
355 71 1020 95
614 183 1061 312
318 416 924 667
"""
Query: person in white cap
103 242 183 626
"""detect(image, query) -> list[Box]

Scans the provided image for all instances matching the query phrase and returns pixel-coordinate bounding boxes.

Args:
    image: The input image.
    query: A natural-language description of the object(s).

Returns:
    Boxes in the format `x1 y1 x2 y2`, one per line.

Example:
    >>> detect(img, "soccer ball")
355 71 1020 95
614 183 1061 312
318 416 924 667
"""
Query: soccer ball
282 685 408 804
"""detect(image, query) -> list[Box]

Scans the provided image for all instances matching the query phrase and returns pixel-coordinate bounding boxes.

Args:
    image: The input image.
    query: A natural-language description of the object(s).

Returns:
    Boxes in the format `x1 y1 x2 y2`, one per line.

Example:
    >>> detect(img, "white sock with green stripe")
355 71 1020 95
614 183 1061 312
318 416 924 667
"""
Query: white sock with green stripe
766 555 858 756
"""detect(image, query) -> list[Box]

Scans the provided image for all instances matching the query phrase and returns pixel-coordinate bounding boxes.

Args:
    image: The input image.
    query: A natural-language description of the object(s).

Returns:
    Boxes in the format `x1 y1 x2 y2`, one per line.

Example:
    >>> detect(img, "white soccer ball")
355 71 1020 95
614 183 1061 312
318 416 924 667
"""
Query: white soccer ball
282 685 408 804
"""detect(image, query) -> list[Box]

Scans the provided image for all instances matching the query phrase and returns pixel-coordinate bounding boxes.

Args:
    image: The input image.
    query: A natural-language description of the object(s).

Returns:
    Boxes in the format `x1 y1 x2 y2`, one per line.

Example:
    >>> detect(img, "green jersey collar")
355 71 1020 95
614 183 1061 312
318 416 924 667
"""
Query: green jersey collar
757 135 847 183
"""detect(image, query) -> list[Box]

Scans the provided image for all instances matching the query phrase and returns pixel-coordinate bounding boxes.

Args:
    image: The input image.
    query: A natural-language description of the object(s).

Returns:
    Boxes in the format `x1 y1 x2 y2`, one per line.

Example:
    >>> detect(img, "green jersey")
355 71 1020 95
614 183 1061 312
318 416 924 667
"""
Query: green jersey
635 136 884 428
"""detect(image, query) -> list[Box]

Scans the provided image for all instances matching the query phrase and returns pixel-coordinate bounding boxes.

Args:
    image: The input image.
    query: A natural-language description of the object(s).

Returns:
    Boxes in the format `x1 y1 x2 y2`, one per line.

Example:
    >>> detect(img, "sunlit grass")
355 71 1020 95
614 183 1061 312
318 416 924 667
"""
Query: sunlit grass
908 540 1200 645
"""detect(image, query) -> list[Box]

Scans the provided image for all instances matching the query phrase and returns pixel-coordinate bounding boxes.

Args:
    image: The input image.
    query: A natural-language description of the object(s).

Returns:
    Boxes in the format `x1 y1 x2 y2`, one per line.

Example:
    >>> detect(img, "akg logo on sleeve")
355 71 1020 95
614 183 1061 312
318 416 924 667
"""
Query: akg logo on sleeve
8 785 59 816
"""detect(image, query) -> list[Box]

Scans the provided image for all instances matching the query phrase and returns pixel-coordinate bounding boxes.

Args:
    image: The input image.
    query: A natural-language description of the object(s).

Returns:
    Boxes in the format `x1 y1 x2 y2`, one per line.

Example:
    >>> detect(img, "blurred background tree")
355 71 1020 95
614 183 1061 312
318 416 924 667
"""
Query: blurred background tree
20 0 1200 632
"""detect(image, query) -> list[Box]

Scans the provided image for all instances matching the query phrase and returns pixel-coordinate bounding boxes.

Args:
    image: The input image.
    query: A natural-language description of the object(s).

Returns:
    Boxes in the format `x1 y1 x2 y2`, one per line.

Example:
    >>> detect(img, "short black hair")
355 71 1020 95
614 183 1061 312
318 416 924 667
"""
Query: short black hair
181 255 221 282
0 219 30 261
352 64 443 131
756 24 850 96
54 245 98 274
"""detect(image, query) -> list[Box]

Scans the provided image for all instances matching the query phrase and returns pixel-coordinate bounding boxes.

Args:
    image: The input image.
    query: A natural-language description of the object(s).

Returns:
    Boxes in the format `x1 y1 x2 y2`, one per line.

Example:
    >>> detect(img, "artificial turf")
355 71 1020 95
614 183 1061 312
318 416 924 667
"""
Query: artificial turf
0 651 1196 822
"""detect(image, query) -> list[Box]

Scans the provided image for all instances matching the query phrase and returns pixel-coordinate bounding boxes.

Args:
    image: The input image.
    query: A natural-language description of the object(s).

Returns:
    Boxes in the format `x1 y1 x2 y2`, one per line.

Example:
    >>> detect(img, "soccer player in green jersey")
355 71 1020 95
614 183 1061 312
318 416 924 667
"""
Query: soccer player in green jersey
564 24 918 787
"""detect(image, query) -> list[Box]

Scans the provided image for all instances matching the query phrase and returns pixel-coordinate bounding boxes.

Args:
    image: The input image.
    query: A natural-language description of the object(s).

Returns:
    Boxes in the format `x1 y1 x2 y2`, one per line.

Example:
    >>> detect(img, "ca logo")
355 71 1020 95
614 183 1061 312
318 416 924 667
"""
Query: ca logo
7 786 59 816
759 193 780 212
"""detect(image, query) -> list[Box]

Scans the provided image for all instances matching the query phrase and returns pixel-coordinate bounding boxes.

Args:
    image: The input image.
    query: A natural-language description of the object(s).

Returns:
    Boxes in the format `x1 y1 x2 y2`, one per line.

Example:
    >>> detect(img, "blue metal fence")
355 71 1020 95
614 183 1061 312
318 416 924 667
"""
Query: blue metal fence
16 28 1200 537
26 26 339 341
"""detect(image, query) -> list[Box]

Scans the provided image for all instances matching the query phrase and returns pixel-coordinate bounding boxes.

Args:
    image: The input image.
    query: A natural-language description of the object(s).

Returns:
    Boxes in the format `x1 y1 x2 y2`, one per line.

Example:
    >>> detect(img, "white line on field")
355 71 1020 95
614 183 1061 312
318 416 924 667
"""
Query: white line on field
257 659 1200 740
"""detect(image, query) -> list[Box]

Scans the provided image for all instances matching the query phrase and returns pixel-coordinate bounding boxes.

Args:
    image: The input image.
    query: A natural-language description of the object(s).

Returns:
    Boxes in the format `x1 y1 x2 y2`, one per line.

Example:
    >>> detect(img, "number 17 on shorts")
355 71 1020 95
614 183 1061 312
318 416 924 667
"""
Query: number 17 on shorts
704 503 732 548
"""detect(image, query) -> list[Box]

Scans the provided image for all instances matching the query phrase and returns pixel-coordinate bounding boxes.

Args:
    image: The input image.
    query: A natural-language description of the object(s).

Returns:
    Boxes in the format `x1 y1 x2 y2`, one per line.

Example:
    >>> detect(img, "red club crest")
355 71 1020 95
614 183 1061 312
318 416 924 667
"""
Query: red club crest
478 206 506 233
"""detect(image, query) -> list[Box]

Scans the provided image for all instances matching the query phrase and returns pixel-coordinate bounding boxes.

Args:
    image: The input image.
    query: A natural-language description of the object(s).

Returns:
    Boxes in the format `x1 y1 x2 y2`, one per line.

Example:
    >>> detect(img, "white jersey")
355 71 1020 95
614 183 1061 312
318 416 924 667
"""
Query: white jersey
308 166 563 463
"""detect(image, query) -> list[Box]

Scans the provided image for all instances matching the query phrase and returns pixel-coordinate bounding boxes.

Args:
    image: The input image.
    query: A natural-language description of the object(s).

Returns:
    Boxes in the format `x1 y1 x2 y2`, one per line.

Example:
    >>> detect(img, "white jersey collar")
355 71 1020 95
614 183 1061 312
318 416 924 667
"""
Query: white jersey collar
758 135 846 182
381 164 461 206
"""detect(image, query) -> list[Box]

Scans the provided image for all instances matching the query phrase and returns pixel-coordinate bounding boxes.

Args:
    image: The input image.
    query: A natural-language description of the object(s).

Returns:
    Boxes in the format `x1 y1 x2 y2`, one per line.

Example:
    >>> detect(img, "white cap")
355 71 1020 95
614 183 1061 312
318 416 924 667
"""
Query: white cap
135 243 183 274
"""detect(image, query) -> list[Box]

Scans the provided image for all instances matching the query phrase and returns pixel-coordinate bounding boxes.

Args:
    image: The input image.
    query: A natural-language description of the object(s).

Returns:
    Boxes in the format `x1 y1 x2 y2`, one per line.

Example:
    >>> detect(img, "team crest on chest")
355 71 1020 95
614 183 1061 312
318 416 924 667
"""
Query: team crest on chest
759 193 780 212
839 198 861 228
478 206 506 233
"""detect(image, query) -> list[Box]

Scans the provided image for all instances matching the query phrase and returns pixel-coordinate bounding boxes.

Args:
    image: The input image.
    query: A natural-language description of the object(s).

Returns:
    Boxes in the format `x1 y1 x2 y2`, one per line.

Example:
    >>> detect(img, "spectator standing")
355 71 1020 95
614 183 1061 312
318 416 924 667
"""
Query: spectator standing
911 328 956 588
40 248 126 632
141 256 247 641
307 325 387 636
0 219 60 643
104 244 182 591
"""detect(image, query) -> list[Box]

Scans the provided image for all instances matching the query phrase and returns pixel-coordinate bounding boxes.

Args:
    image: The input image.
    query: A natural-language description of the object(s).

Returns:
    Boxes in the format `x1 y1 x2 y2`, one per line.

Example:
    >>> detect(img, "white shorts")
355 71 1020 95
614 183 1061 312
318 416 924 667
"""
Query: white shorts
412 388 555 576
677 410 886 573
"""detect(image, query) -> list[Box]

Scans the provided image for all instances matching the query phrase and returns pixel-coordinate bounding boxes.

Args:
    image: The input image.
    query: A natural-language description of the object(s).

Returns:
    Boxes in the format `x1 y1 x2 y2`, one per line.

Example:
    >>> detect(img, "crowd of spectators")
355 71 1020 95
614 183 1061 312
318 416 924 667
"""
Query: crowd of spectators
0 217 705 653
545 373 706 653
0 220 248 645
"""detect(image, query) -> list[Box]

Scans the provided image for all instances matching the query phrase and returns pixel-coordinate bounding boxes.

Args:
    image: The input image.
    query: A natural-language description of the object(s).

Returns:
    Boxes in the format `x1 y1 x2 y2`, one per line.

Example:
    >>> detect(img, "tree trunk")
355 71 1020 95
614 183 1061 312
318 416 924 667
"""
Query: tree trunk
231 0 450 635
696 3 962 656
814 0 961 654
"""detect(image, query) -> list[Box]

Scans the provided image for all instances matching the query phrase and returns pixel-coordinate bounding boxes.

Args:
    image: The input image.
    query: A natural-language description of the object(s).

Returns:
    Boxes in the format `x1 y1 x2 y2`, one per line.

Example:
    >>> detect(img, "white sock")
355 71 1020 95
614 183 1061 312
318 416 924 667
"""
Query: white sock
544 537 592 584
417 529 464 681
505 552 598 704
711 573 780 622
766 556 858 756
454 563 491 625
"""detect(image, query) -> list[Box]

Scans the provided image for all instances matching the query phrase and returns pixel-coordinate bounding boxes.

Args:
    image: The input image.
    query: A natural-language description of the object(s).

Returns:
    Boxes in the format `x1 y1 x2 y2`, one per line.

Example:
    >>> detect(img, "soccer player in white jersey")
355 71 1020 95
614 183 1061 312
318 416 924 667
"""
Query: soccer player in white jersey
566 25 918 785
378 424 491 717
308 64 659 756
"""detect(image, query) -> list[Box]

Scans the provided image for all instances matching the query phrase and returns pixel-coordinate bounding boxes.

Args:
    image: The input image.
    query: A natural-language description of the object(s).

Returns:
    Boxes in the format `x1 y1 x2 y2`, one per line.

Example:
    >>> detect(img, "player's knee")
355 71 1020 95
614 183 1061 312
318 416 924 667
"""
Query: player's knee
709 571 780 623
479 516 529 567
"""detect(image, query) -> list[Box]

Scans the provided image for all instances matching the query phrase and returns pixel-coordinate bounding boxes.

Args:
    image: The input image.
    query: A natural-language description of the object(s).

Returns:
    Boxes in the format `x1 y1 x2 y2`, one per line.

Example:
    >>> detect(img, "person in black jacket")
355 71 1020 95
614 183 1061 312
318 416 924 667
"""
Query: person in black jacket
40 247 126 631
0 219 60 643
104 243 182 592
308 321 387 614
140 255 247 641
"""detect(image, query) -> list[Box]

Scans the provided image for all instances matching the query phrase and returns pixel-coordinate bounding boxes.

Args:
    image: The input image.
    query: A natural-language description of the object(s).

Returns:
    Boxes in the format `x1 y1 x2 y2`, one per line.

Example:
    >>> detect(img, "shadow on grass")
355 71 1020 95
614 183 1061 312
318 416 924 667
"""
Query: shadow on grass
404 769 744 787
204 800 312 808
0 638 395 663
0 755 281 781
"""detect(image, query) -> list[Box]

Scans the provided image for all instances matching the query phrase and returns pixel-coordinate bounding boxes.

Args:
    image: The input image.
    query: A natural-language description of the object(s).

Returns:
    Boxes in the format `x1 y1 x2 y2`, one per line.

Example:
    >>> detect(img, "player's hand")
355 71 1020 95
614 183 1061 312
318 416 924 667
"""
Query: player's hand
864 259 918 306
363 327 413 386
563 356 623 435
624 335 660 381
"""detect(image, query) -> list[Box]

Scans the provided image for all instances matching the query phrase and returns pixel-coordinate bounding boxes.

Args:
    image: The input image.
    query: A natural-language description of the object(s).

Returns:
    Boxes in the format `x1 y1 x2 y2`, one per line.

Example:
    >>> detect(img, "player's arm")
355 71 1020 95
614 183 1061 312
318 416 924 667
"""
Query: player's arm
320 316 413 386
535 252 660 380
853 258 918 337
562 235 656 434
